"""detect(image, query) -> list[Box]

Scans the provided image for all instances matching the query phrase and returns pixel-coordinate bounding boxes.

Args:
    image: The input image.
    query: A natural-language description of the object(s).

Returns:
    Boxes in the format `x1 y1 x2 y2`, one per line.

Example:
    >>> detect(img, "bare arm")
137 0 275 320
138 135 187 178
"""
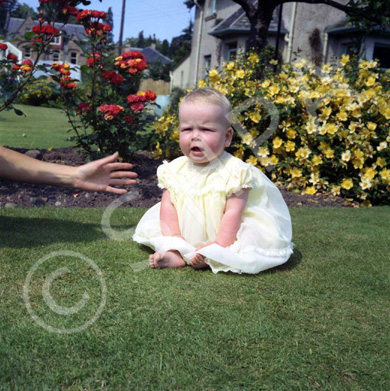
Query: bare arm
160 189 183 237
0 146 137 194
195 188 249 251
215 189 249 247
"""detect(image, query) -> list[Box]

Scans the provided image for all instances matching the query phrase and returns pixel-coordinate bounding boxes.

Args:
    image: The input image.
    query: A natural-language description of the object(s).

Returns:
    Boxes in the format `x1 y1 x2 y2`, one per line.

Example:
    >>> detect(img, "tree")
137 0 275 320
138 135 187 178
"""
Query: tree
106 7 114 43
186 0 390 52
12 2 39 19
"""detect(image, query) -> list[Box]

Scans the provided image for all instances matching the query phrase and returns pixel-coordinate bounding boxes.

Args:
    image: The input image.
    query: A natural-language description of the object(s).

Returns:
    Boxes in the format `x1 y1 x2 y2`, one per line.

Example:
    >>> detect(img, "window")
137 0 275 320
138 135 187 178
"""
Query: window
52 50 60 61
50 35 61 45
69 52 77 65
342 42 360 57
373 44 390 68
227 42 238 61
24 46 31 58
208 0 216 15
204 55 211 82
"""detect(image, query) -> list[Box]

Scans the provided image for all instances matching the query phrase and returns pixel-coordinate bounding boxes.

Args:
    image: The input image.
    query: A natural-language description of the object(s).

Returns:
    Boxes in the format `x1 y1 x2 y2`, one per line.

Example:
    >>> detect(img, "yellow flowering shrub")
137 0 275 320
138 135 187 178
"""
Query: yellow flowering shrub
154 53 390 205
18 79 58 106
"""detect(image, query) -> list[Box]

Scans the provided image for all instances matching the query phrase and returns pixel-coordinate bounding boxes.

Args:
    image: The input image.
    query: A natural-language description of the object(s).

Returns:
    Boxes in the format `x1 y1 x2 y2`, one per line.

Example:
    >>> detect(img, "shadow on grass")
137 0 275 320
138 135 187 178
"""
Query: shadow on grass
0 215 114 248
136 245 302 276
265 248 303 274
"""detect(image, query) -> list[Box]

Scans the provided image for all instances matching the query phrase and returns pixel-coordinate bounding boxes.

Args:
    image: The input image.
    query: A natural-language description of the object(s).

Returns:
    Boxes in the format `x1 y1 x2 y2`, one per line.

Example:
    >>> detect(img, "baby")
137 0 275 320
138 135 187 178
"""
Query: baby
133 88 293 274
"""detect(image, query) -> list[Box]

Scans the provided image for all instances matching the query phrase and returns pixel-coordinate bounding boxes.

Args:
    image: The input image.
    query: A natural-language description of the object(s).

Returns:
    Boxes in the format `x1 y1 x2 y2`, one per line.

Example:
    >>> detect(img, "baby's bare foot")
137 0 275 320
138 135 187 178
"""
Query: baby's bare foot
190 253 208 269
149 251 186 269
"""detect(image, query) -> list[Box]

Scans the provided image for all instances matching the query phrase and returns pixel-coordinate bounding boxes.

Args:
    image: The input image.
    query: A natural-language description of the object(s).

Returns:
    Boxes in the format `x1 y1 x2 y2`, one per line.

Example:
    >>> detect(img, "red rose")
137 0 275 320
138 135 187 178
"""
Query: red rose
7 53 18 63
127 94 140 103
131 103 144 112
145 90 157 101
21 59 33 66
111 74 123 84
0 43 8 51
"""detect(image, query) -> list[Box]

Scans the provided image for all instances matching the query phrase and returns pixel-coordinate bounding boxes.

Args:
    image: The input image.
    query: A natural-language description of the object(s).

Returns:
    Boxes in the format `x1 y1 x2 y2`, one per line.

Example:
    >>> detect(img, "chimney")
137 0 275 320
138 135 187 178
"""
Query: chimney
151 34 156 49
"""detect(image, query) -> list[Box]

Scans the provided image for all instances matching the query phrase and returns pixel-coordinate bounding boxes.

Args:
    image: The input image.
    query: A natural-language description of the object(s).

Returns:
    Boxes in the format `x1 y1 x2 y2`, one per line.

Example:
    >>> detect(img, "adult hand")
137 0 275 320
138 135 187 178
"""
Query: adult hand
73 152 137 194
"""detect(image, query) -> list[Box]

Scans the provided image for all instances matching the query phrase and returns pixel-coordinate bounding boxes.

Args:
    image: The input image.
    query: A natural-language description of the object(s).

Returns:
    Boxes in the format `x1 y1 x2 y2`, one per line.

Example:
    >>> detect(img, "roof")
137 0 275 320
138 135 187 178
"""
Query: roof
209 3 287 38
6 17 86 41
122 46 173 64
325 18 390 36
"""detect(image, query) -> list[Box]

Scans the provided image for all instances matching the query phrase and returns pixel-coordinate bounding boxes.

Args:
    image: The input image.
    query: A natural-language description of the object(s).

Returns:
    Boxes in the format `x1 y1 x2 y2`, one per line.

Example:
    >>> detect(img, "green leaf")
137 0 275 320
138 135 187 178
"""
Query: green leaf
14 108 25 116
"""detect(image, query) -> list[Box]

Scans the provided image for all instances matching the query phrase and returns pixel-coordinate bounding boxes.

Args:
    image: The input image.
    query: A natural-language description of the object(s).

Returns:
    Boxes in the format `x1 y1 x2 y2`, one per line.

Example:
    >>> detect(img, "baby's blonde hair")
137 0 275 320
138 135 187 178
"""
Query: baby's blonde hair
180 88 232 123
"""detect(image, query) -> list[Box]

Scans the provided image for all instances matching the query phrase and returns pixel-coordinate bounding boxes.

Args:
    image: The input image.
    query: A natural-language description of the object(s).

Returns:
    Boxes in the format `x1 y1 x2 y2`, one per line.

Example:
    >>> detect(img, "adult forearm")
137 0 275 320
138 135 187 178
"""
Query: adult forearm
0 146 76 187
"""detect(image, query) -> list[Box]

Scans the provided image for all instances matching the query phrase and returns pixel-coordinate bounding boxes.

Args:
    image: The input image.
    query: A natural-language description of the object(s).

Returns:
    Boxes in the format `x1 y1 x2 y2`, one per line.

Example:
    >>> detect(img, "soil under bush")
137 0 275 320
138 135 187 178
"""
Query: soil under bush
0 147 347 209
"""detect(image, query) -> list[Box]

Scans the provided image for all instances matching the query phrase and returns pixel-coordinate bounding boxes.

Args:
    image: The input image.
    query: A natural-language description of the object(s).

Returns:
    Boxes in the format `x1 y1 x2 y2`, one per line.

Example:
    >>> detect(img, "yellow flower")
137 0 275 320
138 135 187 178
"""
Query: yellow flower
361 200 372 207
365 76 376 87
340 54 350 66
352 158 364 169
285 141 296 152
294 59 307 69
152 142 162 158
249 111 261 123
198 79 207 88
322 63 332 73
269 59 278 65
377 141 388 151
312 155 323 166
305 121 316 134
367 122 377 131
376 157 386 167
341 150 351 162
303 186 316 195
286 129 297 139
261 80 271 88
290 167 302 178
48 146 54 152
382 107 390 120
248 53 259 63
341 178 354 190
236 69 245 79
273 137 283 149
337 111 348 121
257 146 269 157
242 133 254 145
324 147 334 159
330 185 341 196
380 168 390 184
246 155 258 165
359 177 372 190
325 123 338 135
296 146 311 160
362 167 377 180
209 69 220 83
226 61 235 70
268 84 280 96
269 155 279 165
234 147 245 159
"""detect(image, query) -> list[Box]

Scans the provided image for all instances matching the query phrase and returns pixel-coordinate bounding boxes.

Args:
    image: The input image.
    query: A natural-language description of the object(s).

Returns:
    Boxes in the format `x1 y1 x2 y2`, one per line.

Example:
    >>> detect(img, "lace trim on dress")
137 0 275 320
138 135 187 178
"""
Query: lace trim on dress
243 243 294 257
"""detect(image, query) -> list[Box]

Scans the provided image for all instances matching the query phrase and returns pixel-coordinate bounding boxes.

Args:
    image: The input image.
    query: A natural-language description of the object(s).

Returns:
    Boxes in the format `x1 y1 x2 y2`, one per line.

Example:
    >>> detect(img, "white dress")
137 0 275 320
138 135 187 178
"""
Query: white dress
133 152 293 274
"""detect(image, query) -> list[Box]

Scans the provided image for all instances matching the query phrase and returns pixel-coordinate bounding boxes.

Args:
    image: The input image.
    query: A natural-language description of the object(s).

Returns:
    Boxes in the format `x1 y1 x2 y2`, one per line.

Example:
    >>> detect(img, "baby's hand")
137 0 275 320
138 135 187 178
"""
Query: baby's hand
191 242 215 269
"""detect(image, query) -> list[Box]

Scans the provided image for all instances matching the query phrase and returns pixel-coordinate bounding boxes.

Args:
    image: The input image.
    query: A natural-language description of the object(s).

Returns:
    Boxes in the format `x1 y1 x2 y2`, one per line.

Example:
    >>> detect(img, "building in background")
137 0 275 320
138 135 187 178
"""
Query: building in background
187 0 390 88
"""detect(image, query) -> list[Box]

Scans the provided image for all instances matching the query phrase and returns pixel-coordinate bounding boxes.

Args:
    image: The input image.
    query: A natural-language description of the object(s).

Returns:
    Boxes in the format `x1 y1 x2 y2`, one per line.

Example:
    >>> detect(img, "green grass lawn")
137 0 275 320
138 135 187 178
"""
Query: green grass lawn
0 105 75 149
0 206 389 390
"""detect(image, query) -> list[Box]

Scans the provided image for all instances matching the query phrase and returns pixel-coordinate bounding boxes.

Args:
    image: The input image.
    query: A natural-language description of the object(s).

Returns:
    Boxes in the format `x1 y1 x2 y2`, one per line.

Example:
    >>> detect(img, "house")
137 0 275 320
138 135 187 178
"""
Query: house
170 54 191 90
4 16 87 67
186 0 390 88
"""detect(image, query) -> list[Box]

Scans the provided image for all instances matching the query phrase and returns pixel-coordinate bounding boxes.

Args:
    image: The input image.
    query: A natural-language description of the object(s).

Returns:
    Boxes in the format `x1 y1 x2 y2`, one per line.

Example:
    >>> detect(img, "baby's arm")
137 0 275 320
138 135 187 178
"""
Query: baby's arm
191 189 249 268
160 189 183 238
215 188 249 247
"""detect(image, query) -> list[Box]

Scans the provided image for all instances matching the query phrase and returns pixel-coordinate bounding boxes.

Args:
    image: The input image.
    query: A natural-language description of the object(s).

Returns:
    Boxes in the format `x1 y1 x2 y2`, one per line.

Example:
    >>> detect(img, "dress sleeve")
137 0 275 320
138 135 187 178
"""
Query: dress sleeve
226 164 254 196
157 163 170 190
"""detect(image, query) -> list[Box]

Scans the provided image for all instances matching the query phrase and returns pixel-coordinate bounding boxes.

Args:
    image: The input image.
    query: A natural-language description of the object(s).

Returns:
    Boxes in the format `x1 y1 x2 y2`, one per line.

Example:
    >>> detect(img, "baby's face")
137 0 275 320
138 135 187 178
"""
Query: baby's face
179 102 232 166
